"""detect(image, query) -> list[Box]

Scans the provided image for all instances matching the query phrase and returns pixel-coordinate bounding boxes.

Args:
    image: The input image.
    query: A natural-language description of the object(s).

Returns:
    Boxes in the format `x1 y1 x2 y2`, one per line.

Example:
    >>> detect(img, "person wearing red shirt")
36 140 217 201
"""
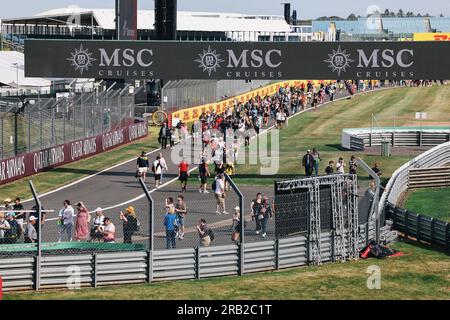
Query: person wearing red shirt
178 158 190 193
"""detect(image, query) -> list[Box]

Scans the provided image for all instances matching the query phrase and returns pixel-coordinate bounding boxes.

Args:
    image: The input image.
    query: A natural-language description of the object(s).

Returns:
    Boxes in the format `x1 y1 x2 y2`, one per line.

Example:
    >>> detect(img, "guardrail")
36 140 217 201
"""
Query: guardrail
379 141 450 215
0 224 378 292
385 203 450 254
342 128 450 150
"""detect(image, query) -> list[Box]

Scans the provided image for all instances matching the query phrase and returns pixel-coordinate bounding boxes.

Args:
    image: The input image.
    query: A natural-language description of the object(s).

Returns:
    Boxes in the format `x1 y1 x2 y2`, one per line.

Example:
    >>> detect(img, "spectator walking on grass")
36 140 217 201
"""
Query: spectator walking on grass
325 161 335 175
58 200 75 242
311 148 322 176
336 157 346 174
370 162 382 179
74 202 90 242
349 155 358 175
302 150 315 177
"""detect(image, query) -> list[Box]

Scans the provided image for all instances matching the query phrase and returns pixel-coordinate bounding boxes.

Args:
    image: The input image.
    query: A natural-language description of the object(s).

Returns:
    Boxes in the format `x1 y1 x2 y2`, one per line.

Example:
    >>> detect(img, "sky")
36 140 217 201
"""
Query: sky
1 0 450 19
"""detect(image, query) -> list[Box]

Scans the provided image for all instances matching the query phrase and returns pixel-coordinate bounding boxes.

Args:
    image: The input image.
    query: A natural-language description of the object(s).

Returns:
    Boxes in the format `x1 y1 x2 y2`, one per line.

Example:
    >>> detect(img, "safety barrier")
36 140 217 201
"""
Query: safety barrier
0 223 378 292
379 141 450 214
385 203 450 253
342 127 450 150
408 167 450 189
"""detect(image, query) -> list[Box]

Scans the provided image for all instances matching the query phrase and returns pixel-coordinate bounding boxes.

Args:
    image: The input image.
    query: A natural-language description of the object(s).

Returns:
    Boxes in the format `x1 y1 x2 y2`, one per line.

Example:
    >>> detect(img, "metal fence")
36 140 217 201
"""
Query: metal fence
378 141 450 214
385 203 450 254
0 88 137 159
161 80 272 112
0 171 379 292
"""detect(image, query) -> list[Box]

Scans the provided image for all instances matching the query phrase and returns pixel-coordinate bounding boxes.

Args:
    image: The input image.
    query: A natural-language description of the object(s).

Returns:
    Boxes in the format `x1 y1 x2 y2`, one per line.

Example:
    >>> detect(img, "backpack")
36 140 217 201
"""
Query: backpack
207 228 215 241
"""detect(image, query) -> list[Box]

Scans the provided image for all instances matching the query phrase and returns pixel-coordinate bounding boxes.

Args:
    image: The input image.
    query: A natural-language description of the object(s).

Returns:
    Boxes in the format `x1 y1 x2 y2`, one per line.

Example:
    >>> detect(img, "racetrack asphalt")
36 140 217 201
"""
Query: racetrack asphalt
16 87 372 249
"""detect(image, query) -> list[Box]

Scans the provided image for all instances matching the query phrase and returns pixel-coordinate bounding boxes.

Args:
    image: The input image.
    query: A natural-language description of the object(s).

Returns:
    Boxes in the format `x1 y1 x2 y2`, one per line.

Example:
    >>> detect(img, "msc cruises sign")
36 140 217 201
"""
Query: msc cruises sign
25 40 450 80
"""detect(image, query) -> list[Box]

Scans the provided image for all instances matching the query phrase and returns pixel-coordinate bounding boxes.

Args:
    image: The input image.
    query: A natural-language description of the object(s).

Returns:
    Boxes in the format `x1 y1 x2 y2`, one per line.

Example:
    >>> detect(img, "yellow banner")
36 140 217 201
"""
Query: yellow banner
171 80 328 123
413 33 450 41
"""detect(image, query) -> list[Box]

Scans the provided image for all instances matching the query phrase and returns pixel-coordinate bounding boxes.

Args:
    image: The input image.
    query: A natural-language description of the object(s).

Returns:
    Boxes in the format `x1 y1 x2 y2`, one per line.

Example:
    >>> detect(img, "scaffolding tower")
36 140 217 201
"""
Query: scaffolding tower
275 174 359 265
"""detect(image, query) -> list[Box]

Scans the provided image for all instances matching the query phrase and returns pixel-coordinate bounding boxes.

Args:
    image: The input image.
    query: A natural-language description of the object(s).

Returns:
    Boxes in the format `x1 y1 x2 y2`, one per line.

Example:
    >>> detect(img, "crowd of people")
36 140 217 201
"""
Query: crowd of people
301 149 383 178
1 80 388 249
0 197 140 245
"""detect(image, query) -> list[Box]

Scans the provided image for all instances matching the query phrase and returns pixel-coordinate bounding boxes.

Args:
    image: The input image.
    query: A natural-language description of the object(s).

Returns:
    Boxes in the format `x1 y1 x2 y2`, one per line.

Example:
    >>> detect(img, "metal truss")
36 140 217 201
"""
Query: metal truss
275 174 359 264
332 176 347 261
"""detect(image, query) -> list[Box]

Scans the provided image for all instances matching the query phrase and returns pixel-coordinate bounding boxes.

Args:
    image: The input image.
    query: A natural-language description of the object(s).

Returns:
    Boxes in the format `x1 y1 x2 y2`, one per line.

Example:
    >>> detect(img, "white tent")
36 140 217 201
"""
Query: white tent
0 51 51 88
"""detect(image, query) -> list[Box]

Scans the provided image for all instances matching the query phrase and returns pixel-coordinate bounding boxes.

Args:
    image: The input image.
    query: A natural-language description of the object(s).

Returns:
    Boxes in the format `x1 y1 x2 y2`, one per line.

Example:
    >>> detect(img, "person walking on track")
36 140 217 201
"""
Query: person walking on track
198 156 211 194
136 151 149 182
178 158 190 193
251 193 263 235
152 155 163 189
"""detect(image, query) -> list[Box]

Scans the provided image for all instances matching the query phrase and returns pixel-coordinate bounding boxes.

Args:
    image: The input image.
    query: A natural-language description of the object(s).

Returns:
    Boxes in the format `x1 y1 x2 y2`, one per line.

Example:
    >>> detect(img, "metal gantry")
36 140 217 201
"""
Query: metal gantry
275 174 359 265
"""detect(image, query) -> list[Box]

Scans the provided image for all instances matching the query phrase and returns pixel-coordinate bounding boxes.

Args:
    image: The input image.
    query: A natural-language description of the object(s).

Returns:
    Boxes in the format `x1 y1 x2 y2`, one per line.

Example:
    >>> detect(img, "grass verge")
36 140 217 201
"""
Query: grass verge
404 188 450 222
234 86 450 187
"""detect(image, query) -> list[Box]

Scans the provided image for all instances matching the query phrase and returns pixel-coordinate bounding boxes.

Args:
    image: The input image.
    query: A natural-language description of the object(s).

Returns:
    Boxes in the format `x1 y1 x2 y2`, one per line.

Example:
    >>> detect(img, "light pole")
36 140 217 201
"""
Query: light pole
12 63 19 95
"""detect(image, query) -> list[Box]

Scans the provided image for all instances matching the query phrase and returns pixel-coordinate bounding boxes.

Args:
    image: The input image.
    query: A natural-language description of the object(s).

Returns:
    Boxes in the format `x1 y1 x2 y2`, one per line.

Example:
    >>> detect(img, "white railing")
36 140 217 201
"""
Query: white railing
379 141 450 215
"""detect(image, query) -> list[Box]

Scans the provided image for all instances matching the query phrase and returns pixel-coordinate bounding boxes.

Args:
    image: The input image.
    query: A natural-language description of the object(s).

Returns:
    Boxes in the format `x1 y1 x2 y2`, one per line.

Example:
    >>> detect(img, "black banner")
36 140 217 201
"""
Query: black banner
116 0 138 40
24 40 450 80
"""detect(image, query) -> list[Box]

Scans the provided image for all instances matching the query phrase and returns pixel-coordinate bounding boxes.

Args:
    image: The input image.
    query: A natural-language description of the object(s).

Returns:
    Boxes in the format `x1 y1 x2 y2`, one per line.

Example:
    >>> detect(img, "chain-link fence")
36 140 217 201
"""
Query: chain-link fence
0 88 136 159
161 80 272 113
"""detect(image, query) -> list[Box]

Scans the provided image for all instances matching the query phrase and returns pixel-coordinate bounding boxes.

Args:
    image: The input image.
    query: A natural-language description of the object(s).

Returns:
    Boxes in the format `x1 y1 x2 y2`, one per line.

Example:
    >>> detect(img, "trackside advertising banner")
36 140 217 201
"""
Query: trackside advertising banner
0 122 148 185
25 40 450 80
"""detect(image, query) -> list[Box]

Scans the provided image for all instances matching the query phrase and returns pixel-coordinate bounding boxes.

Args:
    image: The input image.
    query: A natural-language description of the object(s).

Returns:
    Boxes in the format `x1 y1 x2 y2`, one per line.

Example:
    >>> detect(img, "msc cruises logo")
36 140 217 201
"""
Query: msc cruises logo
195 46 224 76
324 46 354 76
67 44 97 75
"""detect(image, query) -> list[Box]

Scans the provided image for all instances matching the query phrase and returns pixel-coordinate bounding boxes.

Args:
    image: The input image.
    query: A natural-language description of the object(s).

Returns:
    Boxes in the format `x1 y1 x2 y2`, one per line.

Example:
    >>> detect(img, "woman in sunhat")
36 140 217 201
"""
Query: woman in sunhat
120 206 139 244
74 202 91 242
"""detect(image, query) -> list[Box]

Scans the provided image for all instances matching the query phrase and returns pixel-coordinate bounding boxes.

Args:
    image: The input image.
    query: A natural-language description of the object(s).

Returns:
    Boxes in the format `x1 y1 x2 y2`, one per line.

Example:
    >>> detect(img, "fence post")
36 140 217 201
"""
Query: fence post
416 214 421 242
138 178 154 284
430 218 435 246
195 246 201 279
34 255 40 291
275 238 280 270
225 173 244 276
331 230 336 263
29 180 42 260
445 223 449 254
92 253 98 288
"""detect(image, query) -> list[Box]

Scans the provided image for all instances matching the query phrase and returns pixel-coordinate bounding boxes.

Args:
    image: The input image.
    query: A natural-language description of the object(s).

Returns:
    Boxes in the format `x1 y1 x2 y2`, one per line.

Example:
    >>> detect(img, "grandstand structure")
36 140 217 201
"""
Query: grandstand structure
0 8 294 42
312 16 450 41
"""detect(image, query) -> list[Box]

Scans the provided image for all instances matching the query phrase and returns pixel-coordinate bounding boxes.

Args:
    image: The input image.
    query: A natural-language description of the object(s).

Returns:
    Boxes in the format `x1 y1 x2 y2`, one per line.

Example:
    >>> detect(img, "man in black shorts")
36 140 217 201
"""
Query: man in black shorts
198 157 210 194
178 158 189 193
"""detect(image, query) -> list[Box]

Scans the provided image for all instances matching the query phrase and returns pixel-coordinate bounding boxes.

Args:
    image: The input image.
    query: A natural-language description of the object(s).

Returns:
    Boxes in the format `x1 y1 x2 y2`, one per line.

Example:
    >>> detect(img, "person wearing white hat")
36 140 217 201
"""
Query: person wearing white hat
90 208 105 242
24 216 38 243
58 200 75 242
